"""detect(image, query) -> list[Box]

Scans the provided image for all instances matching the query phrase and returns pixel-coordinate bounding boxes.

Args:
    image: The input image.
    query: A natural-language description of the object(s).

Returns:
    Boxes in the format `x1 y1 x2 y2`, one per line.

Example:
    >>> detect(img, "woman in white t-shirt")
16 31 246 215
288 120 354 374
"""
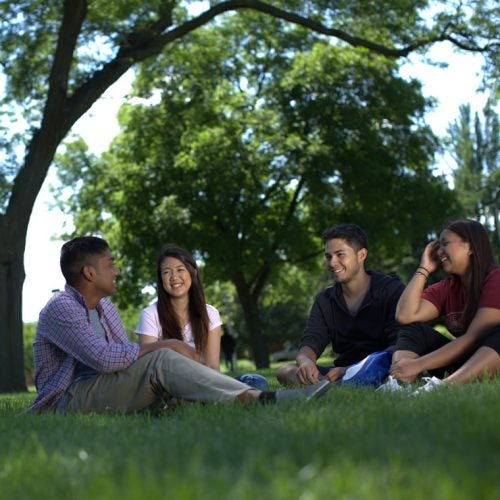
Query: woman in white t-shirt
135 244 222 370
135 244 269 391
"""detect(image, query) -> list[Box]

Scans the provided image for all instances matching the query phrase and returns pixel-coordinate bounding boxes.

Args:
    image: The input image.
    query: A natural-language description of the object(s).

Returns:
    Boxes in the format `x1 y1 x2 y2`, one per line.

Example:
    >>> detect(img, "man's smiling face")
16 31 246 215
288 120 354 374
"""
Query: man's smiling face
324 238 366 284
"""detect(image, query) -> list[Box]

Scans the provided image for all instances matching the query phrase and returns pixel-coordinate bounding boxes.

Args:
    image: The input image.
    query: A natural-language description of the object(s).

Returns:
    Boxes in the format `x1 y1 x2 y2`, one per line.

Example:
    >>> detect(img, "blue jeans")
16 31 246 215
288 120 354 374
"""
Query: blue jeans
234 373 269 391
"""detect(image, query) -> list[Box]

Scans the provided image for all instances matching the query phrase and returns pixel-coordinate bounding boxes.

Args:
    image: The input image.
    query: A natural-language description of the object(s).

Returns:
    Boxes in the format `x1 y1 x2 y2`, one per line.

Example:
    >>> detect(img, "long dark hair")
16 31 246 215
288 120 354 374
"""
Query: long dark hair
156 244 209 354
444 219 496 331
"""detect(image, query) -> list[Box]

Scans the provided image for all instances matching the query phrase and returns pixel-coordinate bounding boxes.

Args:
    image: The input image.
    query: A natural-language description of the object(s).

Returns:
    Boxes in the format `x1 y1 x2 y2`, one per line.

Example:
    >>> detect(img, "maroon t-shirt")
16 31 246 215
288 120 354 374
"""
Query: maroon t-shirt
422 267 500 336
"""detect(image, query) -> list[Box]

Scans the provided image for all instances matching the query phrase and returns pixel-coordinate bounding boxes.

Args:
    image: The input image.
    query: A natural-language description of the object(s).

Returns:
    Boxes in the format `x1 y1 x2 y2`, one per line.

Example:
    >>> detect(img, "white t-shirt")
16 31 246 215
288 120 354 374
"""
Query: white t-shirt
135 302 222 348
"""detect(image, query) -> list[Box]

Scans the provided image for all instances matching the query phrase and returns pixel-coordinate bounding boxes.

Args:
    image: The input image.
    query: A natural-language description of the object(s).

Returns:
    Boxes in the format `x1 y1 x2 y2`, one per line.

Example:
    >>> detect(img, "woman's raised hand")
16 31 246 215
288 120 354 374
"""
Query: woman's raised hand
420 240 440 274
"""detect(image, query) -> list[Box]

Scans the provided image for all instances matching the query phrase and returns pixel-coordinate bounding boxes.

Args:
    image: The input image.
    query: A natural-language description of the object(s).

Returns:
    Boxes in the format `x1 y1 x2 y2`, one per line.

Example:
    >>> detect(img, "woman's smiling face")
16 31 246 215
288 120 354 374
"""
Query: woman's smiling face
438 229 472 277
161 256 192 299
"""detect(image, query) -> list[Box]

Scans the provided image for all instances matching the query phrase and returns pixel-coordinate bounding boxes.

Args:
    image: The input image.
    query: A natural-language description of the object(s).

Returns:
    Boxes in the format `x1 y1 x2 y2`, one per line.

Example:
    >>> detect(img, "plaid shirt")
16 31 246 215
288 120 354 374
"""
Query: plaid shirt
28 285 140 412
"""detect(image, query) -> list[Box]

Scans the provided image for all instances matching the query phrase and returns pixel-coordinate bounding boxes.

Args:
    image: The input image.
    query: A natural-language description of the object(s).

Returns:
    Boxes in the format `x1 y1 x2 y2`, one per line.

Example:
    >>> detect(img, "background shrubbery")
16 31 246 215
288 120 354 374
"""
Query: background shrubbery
23 323 36 385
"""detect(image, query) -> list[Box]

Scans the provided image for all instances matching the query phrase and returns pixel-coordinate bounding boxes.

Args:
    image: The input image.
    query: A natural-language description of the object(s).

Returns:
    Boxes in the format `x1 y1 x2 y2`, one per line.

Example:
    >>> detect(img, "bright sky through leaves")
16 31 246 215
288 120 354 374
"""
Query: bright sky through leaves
22 41 488 322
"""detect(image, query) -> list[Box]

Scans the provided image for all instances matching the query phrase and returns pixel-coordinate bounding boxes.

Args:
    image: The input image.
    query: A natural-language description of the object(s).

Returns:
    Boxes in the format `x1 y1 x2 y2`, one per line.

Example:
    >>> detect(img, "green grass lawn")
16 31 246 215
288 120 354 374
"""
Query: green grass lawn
1 374 499 500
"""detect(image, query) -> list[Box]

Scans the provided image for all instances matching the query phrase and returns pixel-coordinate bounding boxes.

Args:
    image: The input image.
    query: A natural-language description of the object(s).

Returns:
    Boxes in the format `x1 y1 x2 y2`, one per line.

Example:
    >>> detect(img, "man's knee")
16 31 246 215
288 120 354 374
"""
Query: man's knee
394 322 436 355
392 349 419 363
276 363 299 386
143 348 183 364
135 348 183 378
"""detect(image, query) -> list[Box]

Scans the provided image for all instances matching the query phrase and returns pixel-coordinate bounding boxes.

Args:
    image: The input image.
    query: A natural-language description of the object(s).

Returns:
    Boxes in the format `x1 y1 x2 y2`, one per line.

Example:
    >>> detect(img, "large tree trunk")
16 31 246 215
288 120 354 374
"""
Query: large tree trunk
0 0 90 392
233 273 269 369
0 230 27 392
0 131 69 391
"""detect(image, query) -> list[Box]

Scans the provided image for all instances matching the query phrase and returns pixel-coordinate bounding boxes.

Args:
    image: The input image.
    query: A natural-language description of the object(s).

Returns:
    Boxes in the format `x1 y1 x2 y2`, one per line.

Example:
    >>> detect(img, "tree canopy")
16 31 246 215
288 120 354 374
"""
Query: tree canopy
55 13 459 366
447 98 499 259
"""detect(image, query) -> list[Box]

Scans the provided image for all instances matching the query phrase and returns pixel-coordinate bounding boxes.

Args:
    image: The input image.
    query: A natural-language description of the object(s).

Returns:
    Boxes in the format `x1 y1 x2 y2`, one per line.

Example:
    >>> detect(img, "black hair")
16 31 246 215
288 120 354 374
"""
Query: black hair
60 236 110 286
321 223 368 251
443 219 496 331
155 244 209 354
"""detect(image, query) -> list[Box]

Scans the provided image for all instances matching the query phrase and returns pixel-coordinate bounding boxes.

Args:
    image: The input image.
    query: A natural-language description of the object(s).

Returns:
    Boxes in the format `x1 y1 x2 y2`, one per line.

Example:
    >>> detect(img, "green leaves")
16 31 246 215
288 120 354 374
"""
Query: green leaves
448 97 500 259
61 11 456 306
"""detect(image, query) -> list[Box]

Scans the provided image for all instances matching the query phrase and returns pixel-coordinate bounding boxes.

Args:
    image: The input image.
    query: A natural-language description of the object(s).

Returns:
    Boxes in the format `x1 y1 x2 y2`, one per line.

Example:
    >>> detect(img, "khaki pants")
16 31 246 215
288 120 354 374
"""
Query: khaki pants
63 349 250 413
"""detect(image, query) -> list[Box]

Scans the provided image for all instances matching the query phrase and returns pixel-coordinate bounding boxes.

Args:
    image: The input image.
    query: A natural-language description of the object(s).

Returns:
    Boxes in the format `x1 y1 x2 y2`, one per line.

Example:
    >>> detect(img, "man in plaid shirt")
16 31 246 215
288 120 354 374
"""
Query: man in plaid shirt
28 236 330 413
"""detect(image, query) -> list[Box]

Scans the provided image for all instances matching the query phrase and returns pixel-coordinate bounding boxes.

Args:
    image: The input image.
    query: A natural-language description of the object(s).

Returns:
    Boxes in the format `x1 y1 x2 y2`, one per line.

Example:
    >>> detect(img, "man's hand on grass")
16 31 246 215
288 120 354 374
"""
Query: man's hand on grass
296 359 320 385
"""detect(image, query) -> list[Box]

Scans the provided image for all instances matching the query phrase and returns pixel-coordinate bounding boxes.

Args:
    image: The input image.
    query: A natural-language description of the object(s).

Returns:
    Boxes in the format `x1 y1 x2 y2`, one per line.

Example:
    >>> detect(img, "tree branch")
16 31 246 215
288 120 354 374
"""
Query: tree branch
9 0 497 230
153 0 494 59
251 261 271 303
66 0 497 136
8 0 88 227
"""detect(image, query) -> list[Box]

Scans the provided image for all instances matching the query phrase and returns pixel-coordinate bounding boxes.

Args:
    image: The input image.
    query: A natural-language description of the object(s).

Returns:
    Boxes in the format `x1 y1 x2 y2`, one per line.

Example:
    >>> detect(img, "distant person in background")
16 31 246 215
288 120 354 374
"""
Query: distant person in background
135 244 269 390
221 326 236 372
276 224 405 386
390 219 500 391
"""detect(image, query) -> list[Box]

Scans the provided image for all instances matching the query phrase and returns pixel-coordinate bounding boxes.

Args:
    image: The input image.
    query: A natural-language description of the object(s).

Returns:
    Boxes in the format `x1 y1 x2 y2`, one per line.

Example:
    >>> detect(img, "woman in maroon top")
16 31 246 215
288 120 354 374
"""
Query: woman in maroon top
390 219 500 389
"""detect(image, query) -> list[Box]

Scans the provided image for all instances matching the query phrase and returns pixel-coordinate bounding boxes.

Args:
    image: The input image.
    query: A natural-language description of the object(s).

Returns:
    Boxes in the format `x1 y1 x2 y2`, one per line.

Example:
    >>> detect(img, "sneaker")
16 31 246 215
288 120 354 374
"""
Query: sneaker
376 375 405 393
412 376 444 395
275 379 332 403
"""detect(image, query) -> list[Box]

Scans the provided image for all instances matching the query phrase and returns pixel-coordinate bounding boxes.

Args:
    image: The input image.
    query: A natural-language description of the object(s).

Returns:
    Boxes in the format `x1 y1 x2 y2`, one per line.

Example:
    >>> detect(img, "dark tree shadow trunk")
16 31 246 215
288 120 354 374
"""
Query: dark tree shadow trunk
0 231 27 392
233 273 270 369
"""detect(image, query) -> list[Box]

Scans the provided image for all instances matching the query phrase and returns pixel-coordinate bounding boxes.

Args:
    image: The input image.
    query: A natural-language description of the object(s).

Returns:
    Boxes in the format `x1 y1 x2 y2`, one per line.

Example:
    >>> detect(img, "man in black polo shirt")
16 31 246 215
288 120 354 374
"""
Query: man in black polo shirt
277 224 404 386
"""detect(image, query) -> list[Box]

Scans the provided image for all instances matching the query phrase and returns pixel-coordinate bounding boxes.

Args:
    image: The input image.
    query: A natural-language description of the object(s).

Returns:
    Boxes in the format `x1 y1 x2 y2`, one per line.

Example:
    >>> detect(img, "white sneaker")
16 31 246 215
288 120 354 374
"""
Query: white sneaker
376 376 405 393
412 376 444 395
